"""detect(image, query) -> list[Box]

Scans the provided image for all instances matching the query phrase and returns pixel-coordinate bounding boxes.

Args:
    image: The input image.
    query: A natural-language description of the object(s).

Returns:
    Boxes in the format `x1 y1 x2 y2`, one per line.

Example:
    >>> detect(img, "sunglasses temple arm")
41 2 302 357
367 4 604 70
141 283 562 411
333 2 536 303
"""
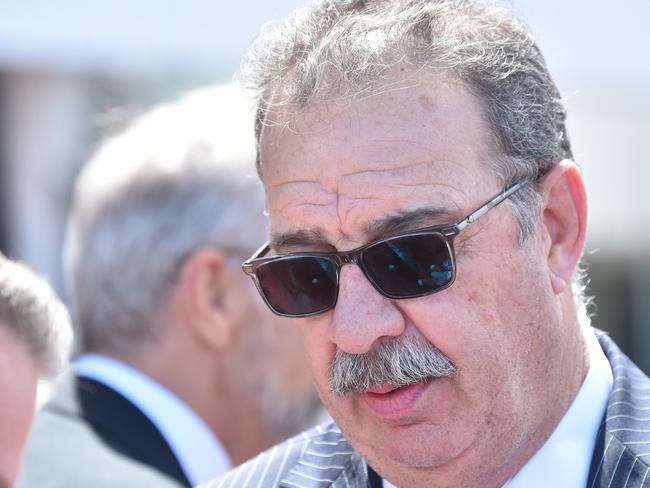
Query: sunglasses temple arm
455 181 525 232
242 242 272 274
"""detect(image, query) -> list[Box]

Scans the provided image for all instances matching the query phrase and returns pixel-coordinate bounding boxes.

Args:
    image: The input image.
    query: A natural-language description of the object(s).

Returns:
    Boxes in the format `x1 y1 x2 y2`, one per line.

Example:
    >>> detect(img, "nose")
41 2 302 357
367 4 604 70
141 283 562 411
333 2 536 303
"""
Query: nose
327 264 405 354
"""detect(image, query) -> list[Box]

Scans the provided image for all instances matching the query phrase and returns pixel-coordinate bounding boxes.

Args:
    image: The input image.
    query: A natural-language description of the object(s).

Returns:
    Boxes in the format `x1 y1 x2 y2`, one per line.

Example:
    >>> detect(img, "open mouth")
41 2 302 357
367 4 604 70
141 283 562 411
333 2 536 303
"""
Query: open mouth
366 383 410 395
363 379 433 419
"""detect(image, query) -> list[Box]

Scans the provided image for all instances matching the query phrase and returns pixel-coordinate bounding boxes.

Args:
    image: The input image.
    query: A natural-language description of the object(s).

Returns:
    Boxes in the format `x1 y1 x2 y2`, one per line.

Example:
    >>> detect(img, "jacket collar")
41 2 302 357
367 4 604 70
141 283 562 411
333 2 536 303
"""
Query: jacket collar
279 424 367 488
588 330 650 487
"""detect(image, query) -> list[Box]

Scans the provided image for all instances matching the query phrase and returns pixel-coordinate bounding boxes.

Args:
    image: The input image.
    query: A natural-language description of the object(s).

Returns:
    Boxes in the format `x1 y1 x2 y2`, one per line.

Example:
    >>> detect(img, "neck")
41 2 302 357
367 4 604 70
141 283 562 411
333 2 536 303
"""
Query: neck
484 309 591 487
99 335 283 466
209 377 284 465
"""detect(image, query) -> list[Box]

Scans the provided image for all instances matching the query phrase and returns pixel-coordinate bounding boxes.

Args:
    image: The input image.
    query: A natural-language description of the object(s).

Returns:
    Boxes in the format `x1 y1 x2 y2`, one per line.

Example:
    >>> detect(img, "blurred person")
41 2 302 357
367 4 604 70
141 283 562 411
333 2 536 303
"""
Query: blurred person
18 83 322 488
204 1 650 487
0 253 72 487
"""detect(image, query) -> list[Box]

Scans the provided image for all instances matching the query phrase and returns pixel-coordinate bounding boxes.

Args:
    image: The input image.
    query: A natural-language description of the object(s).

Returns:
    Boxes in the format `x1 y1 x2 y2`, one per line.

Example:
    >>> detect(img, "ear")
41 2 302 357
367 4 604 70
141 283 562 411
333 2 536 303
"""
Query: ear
540 160 588 295
176 248 234 351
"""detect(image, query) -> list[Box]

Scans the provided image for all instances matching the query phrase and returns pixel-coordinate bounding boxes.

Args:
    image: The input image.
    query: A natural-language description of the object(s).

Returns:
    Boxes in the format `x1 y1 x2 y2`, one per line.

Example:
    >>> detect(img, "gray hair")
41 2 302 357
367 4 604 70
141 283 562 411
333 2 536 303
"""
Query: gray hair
64 84 268 355
242 0 587 310
243 0 571 226
0 254 73 378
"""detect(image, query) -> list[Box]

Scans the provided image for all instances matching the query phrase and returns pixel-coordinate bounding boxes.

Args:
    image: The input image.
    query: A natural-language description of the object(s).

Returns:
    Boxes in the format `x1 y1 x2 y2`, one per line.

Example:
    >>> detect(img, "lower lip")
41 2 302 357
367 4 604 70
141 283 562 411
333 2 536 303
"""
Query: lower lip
363 380 431 419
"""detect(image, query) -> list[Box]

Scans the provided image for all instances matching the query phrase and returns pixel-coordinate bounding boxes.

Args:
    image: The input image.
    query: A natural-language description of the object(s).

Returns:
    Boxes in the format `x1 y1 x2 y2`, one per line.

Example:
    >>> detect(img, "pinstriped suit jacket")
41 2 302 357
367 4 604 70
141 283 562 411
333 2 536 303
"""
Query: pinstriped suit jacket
205 331 650 488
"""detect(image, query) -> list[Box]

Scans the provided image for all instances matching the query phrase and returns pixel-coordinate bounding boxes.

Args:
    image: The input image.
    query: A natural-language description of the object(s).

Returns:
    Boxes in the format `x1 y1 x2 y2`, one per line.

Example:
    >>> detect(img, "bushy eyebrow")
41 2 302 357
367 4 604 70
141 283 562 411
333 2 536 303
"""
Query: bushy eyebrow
270 207 457 252
364 207 458 238
270 229 329 251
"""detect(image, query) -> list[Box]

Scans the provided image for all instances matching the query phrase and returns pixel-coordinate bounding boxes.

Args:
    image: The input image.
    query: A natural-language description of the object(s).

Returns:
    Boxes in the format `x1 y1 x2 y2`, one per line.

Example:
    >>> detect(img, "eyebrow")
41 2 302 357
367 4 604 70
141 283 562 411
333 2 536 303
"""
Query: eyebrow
270 228 329 251
364 207 458 239
270 206 458 252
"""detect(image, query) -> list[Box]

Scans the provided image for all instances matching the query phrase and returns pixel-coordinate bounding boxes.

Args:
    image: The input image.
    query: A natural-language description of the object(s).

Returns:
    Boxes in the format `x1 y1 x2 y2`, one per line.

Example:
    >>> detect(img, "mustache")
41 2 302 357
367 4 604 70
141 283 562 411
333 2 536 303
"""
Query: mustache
329 334 457 395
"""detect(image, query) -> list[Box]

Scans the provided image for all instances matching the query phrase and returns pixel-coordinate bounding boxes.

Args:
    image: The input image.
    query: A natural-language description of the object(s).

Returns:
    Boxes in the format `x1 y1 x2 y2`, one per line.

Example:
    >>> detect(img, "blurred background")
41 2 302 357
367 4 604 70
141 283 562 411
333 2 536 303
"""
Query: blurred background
0 0 648 371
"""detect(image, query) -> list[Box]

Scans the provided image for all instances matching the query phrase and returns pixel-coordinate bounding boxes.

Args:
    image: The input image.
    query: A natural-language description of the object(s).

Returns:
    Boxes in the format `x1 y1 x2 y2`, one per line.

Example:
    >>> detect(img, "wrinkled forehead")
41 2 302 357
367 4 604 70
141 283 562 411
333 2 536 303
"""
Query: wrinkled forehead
263 81 496 175
257 75 500 245
258 72 496 182
259 68 498 164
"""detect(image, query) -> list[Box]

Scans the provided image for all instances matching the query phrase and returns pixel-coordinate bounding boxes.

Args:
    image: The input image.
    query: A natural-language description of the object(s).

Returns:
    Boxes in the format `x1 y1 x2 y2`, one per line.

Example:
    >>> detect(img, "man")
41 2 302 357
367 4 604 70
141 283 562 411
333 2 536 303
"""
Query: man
206 1 650 487
18 84 322 488
0 253 72 487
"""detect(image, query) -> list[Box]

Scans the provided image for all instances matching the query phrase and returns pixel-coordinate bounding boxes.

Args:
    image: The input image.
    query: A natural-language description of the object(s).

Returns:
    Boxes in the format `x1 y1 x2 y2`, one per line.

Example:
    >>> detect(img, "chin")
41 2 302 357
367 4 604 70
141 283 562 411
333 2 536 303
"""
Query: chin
385 426 467 467
339 416 472 477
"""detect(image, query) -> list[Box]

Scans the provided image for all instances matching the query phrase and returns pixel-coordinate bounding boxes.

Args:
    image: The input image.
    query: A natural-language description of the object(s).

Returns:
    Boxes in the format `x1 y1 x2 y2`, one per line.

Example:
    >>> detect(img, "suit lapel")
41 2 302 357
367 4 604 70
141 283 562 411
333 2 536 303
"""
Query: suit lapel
279 424 367 488
76 375 191 486
588 331 650 488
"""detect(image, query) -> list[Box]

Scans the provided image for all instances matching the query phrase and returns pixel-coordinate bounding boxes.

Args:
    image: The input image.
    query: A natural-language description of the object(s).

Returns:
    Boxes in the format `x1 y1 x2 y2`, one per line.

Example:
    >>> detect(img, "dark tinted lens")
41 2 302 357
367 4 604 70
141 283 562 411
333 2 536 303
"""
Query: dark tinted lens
362 233 454 297
255 256 338 316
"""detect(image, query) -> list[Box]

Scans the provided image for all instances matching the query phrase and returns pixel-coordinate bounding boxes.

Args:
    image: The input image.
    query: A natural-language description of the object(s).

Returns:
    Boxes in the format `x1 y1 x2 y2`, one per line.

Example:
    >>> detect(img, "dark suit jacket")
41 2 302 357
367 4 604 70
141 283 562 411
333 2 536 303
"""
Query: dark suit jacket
206 331 650 488
18 374 189 488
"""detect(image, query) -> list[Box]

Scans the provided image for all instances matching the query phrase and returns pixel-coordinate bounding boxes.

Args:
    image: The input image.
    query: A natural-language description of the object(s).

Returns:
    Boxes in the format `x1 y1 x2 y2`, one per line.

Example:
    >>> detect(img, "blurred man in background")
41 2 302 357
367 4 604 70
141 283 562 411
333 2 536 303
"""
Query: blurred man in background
19 83 322 488
0 253 72 487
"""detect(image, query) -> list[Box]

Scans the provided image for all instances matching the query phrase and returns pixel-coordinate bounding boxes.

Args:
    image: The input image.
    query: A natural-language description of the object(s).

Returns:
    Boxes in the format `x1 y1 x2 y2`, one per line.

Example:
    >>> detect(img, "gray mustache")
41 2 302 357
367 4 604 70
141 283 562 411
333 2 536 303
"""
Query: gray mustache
329 334 457 394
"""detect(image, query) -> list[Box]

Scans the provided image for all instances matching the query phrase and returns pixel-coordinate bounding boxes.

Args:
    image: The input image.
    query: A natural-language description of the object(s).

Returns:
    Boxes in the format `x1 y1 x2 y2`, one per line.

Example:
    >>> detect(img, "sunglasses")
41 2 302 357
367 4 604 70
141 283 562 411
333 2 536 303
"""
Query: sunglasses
243 181 526 317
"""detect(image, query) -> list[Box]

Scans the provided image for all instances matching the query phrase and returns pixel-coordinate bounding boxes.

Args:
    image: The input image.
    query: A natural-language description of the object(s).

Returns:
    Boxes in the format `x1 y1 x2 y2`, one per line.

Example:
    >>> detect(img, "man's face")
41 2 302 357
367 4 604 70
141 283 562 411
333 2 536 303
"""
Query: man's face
259 77 579 485
0 323 38 486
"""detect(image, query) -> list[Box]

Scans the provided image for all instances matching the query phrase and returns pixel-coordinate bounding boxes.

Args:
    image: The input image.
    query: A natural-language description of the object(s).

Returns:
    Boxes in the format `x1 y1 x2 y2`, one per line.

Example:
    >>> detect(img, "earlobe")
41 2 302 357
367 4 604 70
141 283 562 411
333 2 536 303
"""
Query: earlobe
540 160 588 295
178 248 234 351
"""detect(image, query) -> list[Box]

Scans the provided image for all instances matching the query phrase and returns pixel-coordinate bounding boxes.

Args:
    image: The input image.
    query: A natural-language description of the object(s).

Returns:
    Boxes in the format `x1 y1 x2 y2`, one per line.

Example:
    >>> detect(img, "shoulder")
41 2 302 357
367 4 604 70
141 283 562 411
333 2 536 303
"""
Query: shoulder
18 374 183 488
592 330 650 487
202 421 366 488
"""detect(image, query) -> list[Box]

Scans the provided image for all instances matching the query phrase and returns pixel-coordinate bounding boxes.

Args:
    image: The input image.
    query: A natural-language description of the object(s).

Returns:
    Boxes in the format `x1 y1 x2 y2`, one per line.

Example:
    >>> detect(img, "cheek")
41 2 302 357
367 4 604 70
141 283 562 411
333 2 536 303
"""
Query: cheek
277 322 319 400
0 380 37 484
399 245 556 399
397 288 494 372
301 316 338 395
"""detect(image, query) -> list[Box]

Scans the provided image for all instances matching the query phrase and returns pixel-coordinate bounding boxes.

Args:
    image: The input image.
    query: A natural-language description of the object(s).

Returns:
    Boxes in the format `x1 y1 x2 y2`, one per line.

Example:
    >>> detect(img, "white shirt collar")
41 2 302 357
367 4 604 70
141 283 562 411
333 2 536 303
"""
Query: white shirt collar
383 329 613 488
75 353 233 486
